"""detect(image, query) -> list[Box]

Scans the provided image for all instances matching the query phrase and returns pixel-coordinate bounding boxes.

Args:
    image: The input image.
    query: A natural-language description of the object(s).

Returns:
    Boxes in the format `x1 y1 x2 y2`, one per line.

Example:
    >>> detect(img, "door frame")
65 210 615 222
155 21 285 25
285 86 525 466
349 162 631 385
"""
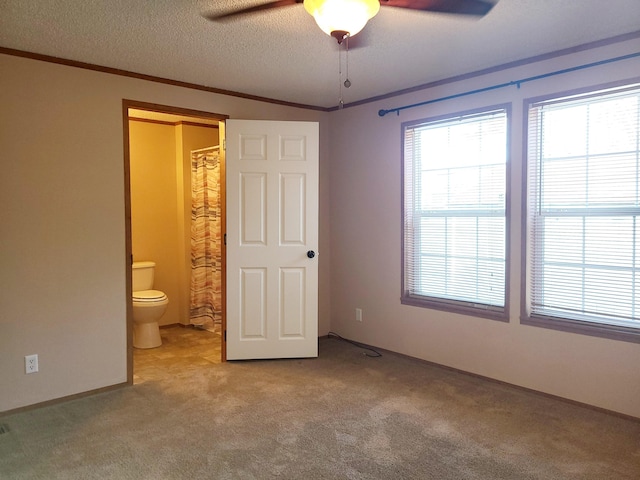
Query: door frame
122 99 228 384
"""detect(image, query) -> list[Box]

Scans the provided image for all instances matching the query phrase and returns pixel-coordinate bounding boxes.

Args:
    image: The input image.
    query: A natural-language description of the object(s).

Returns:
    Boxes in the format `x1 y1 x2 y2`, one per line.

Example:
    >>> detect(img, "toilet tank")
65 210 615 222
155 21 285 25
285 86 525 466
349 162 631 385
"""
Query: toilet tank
132 261 156 291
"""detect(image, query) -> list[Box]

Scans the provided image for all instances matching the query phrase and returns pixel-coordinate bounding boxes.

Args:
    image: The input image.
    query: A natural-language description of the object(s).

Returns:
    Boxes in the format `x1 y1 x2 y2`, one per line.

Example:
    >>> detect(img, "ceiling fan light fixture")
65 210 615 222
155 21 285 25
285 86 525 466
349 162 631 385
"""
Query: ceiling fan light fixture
304 0 380 39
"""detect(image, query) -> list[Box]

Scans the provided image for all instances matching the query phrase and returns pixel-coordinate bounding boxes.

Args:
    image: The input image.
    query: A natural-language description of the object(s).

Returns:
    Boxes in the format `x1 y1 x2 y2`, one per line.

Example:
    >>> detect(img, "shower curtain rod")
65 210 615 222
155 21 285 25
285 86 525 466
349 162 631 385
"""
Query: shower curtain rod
191 145 220 154
378 51 640 117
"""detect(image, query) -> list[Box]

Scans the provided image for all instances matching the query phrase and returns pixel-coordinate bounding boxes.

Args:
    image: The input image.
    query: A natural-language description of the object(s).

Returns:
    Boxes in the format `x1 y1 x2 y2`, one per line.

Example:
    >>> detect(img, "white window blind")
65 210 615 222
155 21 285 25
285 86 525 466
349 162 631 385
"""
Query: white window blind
402 108 508 316
526 83 640 333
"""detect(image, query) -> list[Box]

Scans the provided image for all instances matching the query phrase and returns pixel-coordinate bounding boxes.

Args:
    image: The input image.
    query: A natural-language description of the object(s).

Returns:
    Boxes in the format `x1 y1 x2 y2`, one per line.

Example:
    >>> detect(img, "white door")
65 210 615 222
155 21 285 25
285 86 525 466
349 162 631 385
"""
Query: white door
225 120 319 360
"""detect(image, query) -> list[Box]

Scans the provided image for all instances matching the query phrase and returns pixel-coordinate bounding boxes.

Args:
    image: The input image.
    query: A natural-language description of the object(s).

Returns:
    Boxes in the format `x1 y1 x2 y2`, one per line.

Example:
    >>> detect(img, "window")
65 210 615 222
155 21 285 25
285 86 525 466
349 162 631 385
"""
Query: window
402 107 509 319
524 83 640 342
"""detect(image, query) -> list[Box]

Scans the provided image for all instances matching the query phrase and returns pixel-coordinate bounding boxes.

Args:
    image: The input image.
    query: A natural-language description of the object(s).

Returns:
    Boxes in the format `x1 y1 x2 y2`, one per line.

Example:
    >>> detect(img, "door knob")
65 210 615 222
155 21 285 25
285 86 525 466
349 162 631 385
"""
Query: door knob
307 250 316 259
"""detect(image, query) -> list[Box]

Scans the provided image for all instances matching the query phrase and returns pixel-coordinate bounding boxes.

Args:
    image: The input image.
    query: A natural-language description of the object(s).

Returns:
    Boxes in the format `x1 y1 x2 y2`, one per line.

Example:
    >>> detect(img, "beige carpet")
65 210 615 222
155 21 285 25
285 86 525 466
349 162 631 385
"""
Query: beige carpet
1 327 639 479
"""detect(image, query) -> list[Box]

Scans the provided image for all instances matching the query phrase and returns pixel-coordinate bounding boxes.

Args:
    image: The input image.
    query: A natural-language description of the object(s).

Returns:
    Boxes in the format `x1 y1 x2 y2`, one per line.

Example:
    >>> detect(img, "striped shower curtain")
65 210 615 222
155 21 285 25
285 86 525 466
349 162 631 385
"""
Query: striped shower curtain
190 147 222 328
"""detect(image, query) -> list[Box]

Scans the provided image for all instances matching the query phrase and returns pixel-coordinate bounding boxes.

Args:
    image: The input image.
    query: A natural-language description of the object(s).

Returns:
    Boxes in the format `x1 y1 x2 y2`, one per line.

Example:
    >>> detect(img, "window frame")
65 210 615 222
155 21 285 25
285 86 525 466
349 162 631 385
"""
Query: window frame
521 79 640 344
401 104 511 321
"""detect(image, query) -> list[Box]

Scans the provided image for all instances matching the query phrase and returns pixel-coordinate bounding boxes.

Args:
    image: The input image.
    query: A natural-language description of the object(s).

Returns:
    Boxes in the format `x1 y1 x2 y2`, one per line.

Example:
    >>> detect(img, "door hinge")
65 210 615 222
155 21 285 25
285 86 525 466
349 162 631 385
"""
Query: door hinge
222 139 226 151
224 233 227 245
224 330 226 342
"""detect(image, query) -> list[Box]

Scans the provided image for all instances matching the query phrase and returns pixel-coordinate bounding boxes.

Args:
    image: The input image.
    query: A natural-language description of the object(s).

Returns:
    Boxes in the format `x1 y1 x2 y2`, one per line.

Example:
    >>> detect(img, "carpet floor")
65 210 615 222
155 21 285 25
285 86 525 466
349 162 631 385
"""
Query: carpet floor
1 326 639 479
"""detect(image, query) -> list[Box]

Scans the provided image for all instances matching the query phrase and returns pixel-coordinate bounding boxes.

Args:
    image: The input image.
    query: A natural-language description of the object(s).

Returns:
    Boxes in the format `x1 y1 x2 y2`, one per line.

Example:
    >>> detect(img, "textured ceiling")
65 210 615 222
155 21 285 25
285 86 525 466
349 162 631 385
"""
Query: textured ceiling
1 0 639 109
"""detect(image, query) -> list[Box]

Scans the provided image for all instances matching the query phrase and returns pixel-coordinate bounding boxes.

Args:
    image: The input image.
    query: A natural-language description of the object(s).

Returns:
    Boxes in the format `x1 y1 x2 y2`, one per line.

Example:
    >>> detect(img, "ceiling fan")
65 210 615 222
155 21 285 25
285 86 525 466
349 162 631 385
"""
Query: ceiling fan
206 0 497 44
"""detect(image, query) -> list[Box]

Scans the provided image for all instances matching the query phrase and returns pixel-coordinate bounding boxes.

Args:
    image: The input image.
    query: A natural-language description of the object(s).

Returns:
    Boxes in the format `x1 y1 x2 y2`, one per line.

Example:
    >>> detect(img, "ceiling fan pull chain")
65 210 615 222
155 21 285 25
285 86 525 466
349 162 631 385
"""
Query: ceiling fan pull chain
338 44 344 109
344 36 351 89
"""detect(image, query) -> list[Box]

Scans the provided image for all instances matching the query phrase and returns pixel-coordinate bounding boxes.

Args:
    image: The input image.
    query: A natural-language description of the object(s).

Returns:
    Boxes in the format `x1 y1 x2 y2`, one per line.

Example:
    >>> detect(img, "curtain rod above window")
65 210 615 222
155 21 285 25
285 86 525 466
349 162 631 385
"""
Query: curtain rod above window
378 51 640 118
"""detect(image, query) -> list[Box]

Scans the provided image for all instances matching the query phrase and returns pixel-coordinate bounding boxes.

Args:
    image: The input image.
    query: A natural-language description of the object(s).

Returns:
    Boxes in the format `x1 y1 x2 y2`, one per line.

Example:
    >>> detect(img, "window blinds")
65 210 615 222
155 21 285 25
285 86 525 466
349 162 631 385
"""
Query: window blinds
526 84 640 329
403 109 508 314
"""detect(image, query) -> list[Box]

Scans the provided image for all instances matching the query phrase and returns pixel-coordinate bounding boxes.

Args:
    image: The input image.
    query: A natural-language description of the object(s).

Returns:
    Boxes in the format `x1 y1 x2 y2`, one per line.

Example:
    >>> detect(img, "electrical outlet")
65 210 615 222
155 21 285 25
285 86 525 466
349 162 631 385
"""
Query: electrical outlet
355 308 363 322
25 354 38 374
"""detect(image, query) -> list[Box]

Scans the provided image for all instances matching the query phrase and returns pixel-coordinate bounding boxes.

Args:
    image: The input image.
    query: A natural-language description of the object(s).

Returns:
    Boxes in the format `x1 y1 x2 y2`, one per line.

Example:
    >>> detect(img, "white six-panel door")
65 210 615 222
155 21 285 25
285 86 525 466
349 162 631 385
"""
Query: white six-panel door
225 120 319 360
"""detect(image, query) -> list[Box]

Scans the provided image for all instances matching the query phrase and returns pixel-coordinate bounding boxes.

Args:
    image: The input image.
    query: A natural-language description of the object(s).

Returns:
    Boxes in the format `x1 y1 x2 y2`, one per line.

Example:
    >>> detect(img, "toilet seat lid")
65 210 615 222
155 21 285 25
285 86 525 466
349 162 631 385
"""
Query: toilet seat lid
133 289 168 302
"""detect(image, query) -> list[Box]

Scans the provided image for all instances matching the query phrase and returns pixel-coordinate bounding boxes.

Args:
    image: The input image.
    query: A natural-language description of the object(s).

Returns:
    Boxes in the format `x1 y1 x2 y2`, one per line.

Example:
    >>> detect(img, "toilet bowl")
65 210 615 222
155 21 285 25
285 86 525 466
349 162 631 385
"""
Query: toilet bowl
132 261 168 349
132 290 168 348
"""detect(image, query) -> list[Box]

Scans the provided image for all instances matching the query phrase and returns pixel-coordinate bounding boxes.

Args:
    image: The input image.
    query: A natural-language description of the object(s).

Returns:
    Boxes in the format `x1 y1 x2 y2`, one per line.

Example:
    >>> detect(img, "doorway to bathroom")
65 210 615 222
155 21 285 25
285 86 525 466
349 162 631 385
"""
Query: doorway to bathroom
123 100 229 382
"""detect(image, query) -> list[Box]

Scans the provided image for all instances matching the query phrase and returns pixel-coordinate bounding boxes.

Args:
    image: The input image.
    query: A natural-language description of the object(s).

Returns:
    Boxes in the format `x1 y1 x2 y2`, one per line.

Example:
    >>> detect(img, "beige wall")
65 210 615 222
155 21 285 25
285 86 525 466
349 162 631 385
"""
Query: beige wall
2 37 639 417
129 120 219 326
0 53 329 412
328 38 640 418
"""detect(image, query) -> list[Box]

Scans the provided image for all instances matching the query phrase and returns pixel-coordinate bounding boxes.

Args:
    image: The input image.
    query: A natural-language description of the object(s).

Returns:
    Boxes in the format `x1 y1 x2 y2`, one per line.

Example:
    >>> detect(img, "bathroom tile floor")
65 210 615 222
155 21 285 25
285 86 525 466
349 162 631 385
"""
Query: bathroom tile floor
133 324 222 384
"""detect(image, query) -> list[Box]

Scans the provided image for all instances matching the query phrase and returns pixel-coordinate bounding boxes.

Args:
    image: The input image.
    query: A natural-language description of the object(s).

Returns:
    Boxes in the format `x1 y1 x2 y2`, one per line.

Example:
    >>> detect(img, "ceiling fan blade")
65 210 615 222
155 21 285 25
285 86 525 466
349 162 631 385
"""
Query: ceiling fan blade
379 0 496 16
204 0 303 21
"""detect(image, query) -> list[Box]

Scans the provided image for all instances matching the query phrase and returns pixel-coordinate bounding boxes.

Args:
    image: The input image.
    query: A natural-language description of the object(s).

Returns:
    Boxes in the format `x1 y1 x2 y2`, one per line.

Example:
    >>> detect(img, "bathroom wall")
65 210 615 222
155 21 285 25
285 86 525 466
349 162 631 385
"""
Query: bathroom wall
129 119 219 326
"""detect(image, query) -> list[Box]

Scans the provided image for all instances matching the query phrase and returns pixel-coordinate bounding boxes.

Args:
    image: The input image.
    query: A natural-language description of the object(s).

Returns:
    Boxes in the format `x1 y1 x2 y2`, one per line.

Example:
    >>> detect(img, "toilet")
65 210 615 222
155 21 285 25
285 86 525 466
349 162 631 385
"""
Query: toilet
132 261 169 349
